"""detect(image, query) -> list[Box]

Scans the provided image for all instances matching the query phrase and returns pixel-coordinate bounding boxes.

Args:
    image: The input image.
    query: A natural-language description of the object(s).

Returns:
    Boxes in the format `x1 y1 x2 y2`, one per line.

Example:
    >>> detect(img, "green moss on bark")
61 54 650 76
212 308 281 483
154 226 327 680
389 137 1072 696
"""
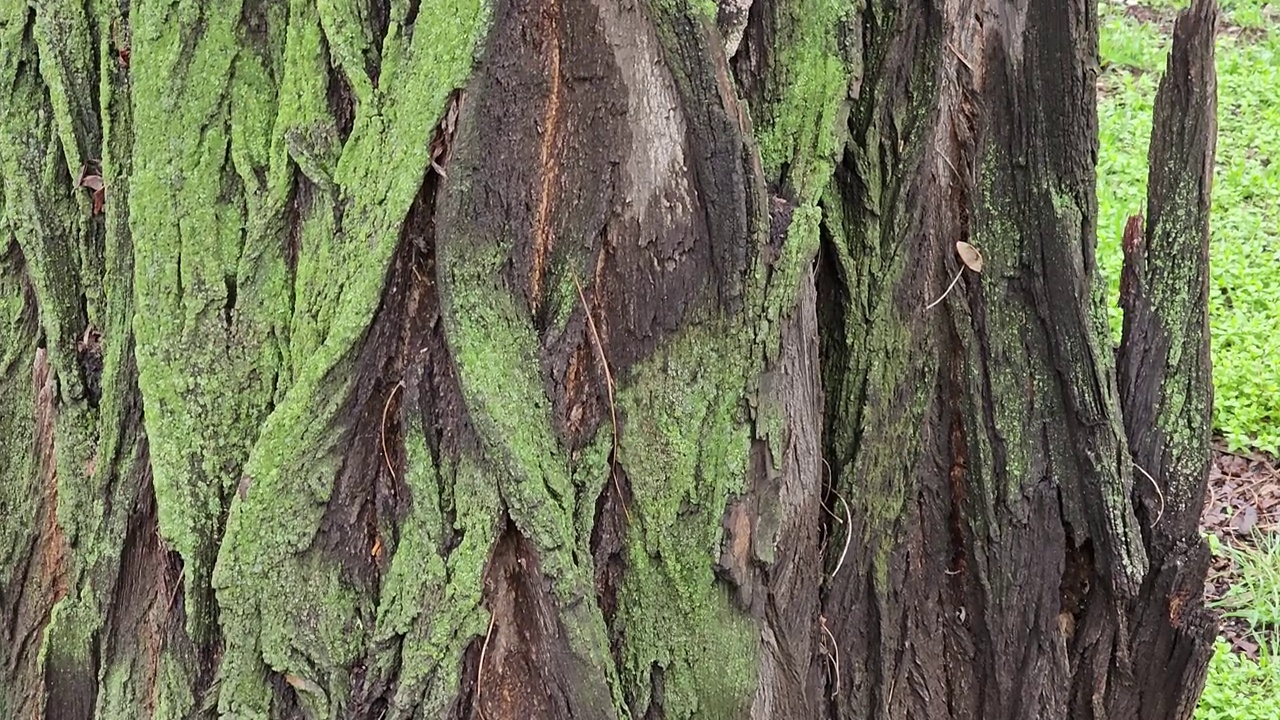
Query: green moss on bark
0 237 38 639
437 237 584 591
611 321 759 718
744 1 858 366
128 0 284 641
211 1 491 712
376 429 500 716
753 0 857 199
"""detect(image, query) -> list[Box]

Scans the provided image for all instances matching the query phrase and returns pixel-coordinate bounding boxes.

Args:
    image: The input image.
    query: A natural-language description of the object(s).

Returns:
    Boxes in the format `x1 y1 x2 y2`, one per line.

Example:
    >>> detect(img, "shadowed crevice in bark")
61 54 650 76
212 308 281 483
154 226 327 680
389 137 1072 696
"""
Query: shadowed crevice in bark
98 458 209 716
816 2 949 717
311 161 481 714
311 251 416 593
466 521 612 720
727 1 776 110
36 350 97 719
589 459 628 645
327 65 356 144
367 0 391 86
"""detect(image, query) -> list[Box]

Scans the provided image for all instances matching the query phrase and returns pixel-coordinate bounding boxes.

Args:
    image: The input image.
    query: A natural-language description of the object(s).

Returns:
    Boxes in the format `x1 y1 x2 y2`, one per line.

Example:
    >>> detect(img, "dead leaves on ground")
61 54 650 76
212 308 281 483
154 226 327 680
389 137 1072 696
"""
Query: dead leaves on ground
1203 444 1280 658
1204 447 1280 538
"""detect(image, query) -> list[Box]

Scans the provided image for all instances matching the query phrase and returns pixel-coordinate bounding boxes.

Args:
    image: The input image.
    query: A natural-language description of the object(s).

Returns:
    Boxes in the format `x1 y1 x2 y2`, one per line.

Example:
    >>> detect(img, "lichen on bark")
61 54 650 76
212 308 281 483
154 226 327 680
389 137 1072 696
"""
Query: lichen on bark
0 0 1221 717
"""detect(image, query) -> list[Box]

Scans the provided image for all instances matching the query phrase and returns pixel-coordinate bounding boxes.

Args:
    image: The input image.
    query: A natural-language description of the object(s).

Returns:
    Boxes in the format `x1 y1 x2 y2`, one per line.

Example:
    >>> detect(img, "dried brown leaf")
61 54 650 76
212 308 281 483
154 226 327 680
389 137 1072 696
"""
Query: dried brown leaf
1232 504 1258 534
956 241 984 272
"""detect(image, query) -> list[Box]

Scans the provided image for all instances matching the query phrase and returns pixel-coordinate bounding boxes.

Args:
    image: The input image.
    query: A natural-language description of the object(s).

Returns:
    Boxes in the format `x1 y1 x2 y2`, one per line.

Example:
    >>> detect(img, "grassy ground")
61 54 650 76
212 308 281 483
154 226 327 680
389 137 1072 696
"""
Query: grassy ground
1098 0 1280 452
1095 0 1280 716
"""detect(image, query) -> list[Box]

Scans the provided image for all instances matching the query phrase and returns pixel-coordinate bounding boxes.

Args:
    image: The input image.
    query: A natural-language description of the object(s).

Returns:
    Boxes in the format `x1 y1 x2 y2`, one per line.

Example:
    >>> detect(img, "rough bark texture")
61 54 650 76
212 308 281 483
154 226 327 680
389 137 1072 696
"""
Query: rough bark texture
1114 4 1219 718
0 0 1217 719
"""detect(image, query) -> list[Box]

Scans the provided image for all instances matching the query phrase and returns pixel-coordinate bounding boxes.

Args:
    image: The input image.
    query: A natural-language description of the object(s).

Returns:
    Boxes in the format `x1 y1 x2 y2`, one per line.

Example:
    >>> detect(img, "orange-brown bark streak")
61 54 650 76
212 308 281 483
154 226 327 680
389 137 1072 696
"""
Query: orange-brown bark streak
530 0 563 308
33 351 68 603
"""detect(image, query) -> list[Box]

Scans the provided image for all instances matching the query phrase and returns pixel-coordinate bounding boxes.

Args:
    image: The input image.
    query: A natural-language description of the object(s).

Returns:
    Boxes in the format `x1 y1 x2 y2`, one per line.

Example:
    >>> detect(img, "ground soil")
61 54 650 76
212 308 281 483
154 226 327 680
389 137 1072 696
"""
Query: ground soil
1202 442 1280 657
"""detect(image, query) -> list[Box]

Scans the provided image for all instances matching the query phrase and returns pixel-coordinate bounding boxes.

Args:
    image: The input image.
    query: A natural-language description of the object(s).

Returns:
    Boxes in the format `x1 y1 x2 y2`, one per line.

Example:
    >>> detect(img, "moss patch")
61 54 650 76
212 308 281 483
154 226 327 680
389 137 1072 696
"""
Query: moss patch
611 320 759 717
210 0 491 711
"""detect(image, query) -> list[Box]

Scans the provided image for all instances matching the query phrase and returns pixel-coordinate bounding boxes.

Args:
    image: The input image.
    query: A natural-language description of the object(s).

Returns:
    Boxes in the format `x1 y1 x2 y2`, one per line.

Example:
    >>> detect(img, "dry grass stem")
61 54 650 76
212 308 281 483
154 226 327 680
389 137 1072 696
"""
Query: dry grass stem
1134 462 1166 527
380 381 404 482
831 490 853 578
573 275 630 521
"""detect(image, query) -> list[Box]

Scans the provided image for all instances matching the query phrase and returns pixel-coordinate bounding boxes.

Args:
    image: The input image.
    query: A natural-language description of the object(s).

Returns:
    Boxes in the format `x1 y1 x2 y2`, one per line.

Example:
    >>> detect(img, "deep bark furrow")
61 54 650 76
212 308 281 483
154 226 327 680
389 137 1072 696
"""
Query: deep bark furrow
817 2 948 717
0 0 1221 717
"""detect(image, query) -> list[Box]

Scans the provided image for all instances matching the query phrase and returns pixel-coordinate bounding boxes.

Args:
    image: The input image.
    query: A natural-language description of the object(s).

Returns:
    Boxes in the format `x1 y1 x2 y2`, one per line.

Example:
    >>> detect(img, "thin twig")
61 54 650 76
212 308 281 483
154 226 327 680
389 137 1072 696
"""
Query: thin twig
380 381 404 482
165 573 183 614
819 497 841 523
1134 462 1165 527
926 269 965 309
937 142 963 182
947 41 975 74
819 458 842 522
831 490 853 578
474 610 497 718
574 275 630 521
819 617 841 697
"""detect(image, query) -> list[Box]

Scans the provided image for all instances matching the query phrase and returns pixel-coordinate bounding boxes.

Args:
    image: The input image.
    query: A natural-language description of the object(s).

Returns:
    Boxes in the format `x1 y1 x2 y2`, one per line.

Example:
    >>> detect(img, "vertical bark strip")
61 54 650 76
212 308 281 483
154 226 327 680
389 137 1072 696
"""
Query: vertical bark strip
0 0 1219 717
0 258 47 720
1115 2 1218 718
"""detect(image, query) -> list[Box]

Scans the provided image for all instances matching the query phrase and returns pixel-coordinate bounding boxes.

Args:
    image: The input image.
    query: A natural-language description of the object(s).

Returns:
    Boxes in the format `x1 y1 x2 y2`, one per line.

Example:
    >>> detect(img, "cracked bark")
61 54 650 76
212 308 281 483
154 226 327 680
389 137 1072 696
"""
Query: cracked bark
0 0 1218 718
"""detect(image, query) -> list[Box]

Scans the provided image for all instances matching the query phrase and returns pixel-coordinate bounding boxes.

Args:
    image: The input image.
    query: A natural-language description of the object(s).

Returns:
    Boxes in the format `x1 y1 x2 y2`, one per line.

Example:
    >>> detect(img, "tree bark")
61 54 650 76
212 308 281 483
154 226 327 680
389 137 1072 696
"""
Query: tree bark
0 0 1218 719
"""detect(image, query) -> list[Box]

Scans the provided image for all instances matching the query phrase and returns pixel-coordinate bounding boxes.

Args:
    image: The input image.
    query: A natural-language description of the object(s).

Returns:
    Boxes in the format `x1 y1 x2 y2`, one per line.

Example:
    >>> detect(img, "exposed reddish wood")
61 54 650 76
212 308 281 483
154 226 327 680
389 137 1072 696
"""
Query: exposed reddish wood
530 0 565 310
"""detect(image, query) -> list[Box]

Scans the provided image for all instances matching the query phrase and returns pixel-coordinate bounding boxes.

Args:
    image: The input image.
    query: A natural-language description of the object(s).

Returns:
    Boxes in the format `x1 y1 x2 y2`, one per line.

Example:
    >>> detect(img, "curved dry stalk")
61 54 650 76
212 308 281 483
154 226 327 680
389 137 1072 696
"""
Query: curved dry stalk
1134 462 1166 527
831 490 853 578
819 616 841 696
927 241 985 309
926 268 965 309
474 610 497 719
380 381 404 482
573 275 630 522
819 457 842 522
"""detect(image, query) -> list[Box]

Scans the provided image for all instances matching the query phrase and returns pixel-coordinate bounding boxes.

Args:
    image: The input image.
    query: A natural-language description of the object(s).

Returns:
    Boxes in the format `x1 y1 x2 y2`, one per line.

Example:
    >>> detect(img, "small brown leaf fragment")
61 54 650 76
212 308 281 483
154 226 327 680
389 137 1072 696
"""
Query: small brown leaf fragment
77 166 106 215
1057 611 1076 639
1169 593 1184 626
282 673 324 696
1231 504 1258 534
956 241 984 272
1234 635 1259 660
110 17 131 69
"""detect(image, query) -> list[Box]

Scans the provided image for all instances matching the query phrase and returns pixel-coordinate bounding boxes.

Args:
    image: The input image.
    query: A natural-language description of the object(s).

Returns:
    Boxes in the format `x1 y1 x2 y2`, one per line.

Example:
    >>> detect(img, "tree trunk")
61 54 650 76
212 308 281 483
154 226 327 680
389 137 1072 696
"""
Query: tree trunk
0 0 1218 718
